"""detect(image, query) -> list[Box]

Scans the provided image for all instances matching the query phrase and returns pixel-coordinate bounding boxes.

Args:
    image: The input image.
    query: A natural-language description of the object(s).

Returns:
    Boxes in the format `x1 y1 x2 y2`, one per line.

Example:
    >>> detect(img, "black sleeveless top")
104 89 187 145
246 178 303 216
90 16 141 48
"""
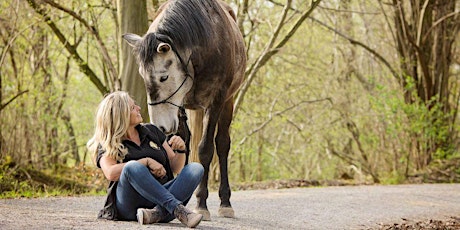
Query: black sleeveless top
96 123 174 184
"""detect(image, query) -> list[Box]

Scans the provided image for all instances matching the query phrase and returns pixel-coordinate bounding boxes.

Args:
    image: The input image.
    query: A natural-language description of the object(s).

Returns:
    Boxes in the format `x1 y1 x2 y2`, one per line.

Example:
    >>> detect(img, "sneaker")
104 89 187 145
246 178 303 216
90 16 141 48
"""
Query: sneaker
173 204 203 228
136 207 162 225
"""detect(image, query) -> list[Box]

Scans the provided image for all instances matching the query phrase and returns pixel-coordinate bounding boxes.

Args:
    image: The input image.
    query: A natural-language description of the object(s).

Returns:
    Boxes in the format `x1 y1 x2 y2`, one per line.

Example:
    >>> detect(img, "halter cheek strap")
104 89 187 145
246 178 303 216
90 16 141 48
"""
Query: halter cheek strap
148 47 192 110
148 73 191 110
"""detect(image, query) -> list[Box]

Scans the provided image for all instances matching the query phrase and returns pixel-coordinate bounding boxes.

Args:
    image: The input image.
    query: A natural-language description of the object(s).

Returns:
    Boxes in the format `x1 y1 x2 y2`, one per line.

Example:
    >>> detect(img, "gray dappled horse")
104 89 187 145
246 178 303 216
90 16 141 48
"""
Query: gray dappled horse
123 0 246 220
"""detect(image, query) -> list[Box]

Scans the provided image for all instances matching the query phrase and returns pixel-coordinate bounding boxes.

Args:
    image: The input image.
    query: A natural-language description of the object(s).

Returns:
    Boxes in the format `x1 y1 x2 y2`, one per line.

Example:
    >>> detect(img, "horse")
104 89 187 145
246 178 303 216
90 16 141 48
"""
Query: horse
122 0 246 220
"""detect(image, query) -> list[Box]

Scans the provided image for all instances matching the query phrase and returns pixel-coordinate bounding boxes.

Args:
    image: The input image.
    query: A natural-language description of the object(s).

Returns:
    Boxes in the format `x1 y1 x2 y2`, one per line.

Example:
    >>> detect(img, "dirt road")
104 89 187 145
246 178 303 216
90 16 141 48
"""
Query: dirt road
1 183 459 229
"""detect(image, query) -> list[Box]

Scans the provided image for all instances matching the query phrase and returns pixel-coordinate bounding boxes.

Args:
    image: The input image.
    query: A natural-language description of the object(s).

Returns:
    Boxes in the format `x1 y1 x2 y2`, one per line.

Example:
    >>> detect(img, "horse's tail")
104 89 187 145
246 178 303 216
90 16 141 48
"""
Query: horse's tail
188 109 204 163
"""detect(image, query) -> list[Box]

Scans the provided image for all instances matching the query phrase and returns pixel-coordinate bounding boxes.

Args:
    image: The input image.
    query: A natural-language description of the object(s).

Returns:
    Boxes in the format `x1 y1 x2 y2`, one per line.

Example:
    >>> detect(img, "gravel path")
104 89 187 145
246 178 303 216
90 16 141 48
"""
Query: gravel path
0 183 459 229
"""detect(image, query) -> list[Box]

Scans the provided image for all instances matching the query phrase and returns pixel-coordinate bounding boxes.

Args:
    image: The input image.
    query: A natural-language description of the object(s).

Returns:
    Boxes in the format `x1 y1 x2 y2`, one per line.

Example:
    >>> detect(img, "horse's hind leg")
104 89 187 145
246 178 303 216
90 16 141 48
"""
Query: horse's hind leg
194 109 218 221
215 100 234 218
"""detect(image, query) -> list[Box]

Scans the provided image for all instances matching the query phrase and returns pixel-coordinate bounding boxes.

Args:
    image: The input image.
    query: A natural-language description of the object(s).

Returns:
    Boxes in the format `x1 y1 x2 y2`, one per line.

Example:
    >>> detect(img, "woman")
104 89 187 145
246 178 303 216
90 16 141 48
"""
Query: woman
87 91 204 228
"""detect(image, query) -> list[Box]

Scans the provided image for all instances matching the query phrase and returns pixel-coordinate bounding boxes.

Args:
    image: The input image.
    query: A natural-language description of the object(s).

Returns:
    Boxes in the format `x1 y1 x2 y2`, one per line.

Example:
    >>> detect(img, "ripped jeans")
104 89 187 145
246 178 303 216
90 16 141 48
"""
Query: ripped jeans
115 161 204 221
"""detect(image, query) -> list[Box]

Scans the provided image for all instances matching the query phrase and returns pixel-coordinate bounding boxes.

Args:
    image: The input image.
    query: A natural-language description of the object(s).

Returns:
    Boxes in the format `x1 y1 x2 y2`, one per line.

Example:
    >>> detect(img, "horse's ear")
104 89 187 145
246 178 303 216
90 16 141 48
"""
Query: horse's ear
122 33 141 47
157 43 171 54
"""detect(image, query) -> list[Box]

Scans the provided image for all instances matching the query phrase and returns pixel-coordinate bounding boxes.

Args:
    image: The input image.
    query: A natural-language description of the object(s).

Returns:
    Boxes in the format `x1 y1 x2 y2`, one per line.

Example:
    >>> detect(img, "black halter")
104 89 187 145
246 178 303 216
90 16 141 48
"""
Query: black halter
148 47 192 111
148 73 190 109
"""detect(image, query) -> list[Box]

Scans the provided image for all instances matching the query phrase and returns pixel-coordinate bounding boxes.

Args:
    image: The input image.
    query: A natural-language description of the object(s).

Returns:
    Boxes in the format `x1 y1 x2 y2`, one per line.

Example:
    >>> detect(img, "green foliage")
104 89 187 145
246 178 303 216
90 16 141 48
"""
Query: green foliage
368 76 457 180
380 171 406 185
0 156 105 198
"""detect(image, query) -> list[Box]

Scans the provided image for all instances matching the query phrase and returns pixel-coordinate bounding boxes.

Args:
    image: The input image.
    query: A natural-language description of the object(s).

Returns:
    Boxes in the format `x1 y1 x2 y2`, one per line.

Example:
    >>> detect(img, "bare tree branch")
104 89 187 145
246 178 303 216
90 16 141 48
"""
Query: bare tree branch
308 16 400 81
234 0 322 117
416 0 430 47
421 10 460 43
377 0 397 51
238 97 331 145
42 0 119 91
268 0 401 89
26 0 109 95
0 90 29 111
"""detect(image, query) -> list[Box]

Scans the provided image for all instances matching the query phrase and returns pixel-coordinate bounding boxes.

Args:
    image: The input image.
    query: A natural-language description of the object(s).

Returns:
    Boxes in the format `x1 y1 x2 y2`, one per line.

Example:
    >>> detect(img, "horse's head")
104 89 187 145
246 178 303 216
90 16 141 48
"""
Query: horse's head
123 33 193 134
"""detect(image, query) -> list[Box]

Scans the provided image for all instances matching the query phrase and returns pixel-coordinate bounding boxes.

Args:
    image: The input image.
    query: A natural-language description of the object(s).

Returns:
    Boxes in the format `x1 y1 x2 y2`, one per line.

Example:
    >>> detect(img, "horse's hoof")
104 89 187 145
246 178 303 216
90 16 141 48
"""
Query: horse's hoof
194 208 211 221
218 206 235 218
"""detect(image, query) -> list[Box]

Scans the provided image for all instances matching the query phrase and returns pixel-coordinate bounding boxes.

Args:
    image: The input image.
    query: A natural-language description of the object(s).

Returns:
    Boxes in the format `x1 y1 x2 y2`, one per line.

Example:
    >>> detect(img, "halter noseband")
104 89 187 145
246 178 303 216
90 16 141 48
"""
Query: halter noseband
148 47 192 111
148 73 190 110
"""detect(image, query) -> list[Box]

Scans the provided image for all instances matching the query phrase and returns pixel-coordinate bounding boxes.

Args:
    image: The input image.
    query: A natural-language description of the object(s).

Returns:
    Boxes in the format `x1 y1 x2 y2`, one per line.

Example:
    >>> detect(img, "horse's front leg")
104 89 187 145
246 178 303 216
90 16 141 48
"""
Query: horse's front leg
195 108 220 221
215 99 234 218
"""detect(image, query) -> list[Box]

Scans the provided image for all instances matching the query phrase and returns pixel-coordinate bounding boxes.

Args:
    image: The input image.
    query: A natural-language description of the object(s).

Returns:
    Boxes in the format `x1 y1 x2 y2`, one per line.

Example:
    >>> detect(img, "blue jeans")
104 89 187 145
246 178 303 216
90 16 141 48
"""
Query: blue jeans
115 161 204 221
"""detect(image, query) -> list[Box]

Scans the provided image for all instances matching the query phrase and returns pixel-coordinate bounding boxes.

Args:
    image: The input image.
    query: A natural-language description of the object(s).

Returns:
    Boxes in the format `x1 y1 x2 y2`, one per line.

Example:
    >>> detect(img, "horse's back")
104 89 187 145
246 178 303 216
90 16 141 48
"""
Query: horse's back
217 0 246 100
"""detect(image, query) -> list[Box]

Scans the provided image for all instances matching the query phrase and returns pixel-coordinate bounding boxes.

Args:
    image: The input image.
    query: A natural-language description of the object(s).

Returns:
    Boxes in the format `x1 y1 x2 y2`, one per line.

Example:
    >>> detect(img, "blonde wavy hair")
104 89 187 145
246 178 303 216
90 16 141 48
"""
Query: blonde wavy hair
87 91 132 164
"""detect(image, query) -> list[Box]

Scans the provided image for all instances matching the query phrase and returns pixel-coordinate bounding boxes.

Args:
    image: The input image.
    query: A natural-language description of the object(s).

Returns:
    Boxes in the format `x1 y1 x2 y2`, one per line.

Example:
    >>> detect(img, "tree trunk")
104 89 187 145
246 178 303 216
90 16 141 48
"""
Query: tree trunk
392 0 459 166
118 0 149 121
61 110 79 164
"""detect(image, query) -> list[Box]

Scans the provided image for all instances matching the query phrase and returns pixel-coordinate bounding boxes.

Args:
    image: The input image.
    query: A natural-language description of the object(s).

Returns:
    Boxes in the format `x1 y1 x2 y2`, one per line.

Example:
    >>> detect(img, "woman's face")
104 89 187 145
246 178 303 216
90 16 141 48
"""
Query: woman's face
128 98 143 126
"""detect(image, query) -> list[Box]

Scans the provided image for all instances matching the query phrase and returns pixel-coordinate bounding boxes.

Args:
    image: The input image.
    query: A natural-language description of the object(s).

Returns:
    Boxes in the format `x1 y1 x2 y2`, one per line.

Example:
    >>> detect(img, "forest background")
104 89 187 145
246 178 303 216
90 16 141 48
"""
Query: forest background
1 0 459 197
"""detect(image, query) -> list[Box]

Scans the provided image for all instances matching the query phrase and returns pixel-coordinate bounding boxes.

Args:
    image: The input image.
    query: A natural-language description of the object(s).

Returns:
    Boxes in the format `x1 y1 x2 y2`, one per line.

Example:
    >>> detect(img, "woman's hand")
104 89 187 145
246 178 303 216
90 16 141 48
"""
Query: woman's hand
168 135 186 152
143 158 166 179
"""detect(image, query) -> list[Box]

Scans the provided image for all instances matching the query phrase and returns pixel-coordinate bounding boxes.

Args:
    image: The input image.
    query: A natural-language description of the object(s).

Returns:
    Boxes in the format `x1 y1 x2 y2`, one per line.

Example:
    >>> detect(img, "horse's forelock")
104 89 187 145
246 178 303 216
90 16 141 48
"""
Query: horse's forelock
135 33 176 70
135 33 160 68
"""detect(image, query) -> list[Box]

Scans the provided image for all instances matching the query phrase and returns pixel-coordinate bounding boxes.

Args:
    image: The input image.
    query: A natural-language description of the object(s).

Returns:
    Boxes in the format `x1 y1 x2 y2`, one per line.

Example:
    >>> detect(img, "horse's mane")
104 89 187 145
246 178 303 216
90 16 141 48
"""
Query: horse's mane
159 0 220 48
137 0 226 67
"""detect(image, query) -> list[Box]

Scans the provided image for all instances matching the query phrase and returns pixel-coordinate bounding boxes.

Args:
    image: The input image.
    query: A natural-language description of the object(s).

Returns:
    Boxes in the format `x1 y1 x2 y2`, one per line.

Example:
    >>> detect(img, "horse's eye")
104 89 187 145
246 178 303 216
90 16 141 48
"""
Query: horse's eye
157 43 171 53
160 75 169 82
159 46 169 53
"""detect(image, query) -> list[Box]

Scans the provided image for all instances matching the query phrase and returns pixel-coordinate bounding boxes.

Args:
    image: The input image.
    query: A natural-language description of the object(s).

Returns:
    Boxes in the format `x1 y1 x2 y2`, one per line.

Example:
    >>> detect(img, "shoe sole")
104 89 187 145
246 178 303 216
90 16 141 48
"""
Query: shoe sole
137 209 144 225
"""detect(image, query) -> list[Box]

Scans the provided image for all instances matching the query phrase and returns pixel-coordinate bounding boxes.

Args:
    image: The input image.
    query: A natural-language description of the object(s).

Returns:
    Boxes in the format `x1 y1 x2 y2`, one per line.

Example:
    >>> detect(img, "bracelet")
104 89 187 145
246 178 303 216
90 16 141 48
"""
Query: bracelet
174 149 187 154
